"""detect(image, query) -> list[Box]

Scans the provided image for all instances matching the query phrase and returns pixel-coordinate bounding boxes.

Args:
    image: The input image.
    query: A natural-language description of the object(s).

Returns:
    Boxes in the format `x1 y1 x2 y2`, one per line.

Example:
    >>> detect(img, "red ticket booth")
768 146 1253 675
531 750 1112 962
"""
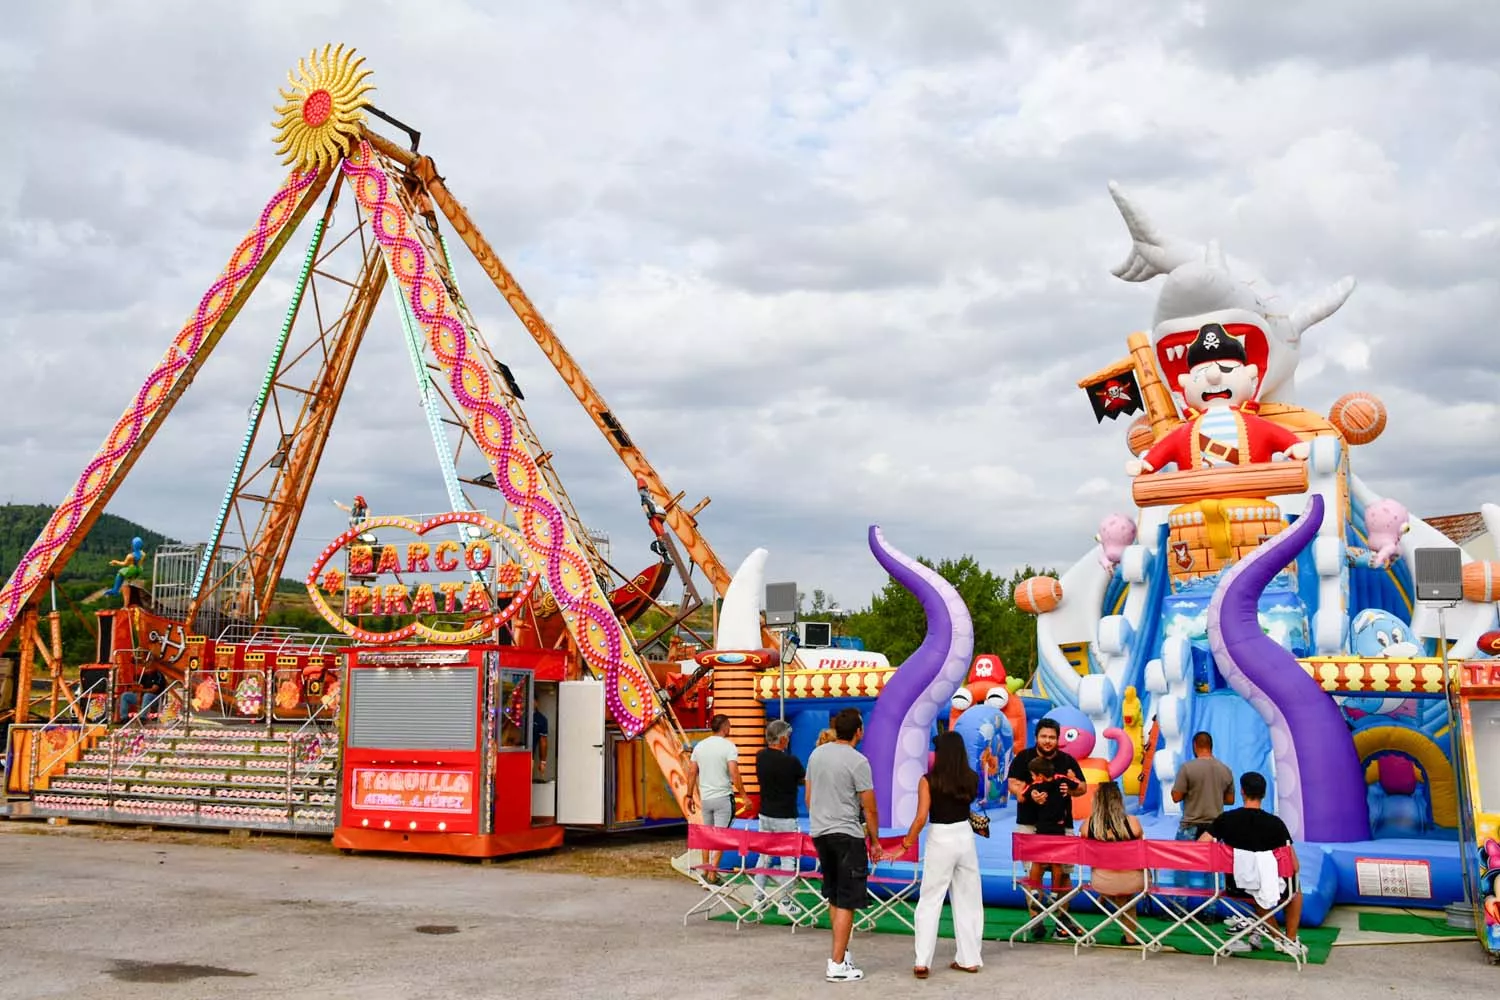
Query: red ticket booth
334 644 565 858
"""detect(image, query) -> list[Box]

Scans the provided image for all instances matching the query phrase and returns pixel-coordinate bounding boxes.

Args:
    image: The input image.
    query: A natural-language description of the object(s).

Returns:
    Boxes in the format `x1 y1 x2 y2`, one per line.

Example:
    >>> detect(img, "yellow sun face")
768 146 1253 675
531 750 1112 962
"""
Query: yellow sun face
271 43 375 173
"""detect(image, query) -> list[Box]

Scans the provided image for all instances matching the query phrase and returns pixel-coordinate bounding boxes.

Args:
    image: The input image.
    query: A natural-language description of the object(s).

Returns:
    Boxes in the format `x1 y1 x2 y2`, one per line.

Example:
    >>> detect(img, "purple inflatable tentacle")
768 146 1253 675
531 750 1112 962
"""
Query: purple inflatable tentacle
861 527 975 827
1207 495 1370 843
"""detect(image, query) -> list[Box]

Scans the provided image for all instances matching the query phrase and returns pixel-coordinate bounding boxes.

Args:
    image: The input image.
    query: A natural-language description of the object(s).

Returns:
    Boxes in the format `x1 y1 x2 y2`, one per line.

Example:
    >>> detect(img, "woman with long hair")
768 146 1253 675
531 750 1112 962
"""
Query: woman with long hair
1081 780 1146 945
897 730 984 977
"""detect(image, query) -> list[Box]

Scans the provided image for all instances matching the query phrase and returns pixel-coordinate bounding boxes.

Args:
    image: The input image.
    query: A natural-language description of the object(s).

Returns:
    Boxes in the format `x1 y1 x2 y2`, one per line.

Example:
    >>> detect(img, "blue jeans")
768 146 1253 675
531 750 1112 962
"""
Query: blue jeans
119 691 160 720
753 814 801 896
1173 823 1212 892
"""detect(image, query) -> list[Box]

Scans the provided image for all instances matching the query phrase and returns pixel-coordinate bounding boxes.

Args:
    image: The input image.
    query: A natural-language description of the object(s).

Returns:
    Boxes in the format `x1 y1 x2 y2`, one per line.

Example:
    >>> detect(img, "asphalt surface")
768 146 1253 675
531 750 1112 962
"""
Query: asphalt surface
0 823 1493 999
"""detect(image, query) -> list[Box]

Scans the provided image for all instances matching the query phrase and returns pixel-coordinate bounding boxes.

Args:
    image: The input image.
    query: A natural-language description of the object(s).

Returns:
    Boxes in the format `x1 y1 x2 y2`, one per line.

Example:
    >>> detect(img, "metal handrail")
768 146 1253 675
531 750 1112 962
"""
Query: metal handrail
106 678 189 809
214 622 352 653
283 700 336 818
110 678 188 768
14 668 115 791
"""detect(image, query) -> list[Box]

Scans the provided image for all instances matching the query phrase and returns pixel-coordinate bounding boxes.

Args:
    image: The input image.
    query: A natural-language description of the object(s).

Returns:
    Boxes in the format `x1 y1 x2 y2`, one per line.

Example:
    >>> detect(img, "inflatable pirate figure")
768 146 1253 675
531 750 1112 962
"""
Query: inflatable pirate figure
1128 323 1309 477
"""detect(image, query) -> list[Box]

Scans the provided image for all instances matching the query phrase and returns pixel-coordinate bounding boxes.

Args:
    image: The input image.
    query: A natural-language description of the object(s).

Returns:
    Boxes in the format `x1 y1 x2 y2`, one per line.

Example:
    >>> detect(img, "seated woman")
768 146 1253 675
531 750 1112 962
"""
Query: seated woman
1080 781 1146 945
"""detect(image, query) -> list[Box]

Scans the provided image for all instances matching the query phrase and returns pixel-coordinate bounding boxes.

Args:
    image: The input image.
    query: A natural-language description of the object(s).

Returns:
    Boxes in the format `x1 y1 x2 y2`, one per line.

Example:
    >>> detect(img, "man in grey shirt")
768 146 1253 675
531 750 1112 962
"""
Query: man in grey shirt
1171 730 1235 894
806 708 882 983
1172 730 1235 839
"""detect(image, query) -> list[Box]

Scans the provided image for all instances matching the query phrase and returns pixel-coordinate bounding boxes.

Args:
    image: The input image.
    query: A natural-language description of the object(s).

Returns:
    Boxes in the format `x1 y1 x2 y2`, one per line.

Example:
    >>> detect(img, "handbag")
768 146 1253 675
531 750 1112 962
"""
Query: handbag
968 810 990 838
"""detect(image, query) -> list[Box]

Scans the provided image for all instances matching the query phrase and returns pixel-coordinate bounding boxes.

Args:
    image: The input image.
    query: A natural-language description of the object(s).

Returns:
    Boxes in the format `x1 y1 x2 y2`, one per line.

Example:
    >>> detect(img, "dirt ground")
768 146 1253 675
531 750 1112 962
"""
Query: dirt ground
0 817 687 879
5 820 1495 1000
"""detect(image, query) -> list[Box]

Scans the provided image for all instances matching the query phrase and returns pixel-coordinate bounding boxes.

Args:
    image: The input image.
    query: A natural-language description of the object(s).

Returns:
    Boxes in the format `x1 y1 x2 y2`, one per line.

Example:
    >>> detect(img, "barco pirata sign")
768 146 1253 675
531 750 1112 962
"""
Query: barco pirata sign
305 511 542 644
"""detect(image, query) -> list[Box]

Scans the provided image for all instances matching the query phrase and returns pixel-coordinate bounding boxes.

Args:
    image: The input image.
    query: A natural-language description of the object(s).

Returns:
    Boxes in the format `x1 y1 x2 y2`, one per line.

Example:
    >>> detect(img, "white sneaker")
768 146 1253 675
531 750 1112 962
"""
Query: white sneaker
1224 914 1254 933
1248 931 1264 950
1221 938 1251 954
777 901 803 920
826 958 863 983
1273 937 1308 960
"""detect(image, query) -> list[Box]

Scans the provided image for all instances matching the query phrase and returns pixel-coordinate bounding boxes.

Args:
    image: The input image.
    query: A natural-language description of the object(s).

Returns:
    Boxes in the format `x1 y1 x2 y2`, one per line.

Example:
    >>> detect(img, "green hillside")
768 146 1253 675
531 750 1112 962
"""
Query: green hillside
0 504 180 590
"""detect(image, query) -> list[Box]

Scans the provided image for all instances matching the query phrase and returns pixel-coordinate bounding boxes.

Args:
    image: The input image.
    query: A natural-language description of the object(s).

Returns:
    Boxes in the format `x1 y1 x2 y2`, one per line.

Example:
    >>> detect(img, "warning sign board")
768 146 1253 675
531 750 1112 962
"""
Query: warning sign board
1355 857 1432 899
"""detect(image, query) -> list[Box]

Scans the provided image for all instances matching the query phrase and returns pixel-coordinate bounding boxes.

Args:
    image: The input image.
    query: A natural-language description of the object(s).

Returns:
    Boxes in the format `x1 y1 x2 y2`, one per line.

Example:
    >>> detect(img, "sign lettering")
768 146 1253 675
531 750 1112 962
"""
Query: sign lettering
351 768 476 815
1461 662 1500 689
305 511 543 645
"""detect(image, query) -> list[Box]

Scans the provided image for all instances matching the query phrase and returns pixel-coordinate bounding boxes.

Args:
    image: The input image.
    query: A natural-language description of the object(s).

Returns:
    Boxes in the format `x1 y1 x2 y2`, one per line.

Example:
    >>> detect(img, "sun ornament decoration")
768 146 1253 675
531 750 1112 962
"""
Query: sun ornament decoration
272 43 375 173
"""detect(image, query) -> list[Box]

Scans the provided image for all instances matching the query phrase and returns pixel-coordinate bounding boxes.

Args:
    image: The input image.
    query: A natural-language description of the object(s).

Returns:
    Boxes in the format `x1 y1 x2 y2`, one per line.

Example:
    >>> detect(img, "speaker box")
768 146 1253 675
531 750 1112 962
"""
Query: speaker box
764 581 798 626
1413 547 1463 603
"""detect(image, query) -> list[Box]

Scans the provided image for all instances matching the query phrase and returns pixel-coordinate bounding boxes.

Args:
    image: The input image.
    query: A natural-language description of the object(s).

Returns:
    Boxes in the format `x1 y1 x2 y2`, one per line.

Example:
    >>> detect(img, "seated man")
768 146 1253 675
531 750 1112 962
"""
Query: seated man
1199 771 1305 958
119 666 167 723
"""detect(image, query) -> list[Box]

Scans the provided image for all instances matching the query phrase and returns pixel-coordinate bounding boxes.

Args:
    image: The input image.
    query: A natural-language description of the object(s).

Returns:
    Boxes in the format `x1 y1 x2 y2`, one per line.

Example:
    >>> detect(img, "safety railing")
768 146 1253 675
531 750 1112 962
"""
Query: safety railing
7 671 117 793
283 698 338 817
107 676 190 796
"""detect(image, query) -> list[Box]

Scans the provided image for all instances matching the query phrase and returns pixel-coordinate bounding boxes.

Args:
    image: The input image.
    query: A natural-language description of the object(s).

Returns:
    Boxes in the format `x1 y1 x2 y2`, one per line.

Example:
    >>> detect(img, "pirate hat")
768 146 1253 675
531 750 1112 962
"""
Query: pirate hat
1185 322 1247 369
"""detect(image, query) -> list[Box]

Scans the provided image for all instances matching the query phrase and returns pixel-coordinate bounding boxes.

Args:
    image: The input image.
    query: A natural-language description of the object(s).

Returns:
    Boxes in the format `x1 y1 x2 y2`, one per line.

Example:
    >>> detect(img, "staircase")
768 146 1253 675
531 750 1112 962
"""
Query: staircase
24 726 340 833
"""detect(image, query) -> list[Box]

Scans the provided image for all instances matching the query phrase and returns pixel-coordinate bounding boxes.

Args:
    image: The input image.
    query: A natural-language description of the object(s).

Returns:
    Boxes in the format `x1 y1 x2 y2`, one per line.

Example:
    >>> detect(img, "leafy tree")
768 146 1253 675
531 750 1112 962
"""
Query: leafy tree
840 556 1059 684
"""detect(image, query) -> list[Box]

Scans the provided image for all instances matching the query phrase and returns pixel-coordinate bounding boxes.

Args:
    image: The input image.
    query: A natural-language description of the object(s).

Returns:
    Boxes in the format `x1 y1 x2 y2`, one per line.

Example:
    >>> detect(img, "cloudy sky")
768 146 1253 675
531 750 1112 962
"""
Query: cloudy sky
2 1 1497 623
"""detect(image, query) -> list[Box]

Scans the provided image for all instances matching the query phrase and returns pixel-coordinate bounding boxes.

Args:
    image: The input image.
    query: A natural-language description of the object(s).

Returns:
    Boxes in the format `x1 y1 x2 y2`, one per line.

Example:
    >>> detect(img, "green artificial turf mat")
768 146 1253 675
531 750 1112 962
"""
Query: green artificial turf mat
709 893 1337 964
1356 911 1473 938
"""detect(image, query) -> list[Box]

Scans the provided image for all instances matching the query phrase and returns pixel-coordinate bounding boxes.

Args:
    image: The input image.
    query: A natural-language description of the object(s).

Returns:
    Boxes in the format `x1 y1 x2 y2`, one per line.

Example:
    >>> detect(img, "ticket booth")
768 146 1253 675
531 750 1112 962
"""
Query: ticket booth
1453 657 1500 962
334 645 564 858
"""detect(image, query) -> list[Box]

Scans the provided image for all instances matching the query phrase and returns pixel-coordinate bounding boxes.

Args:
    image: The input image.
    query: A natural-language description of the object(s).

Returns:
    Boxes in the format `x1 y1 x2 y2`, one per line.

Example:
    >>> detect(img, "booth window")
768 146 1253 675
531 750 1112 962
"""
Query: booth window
1471 701 1500 814
498 669 532 751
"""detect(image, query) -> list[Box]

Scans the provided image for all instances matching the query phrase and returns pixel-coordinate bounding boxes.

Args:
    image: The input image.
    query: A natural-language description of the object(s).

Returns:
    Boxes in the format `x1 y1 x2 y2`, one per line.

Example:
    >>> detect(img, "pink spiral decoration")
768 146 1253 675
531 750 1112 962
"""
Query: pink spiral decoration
342 142 657 737
0 169 319 641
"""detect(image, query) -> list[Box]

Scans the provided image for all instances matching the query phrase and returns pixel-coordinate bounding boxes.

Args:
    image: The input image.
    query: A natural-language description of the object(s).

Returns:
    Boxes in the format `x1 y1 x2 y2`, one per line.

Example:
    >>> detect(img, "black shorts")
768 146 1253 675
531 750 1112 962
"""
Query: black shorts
1227 875 1297 907
813 833 870 911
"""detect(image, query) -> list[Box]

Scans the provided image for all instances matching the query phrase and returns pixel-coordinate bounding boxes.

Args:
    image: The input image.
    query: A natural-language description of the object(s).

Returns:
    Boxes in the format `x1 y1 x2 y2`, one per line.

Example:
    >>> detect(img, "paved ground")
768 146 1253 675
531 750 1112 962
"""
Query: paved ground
0 822 1493 1000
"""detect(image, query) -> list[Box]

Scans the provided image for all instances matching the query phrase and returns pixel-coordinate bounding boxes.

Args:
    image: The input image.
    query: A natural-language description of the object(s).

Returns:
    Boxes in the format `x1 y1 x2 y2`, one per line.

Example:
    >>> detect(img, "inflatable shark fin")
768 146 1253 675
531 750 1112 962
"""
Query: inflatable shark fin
1107 180 1201 283
1204 239 1227 272
1288 275 1357 343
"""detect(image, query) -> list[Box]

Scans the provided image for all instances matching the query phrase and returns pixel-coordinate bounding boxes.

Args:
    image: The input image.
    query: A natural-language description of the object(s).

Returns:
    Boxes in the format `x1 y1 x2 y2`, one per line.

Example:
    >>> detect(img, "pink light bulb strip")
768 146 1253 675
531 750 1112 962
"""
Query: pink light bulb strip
0 168 321 640
342 143 657 738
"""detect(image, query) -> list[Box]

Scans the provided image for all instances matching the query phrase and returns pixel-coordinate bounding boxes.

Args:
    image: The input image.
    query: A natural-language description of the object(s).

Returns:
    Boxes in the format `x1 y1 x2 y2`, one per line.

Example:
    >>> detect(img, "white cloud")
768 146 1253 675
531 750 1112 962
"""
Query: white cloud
2 0 1496 620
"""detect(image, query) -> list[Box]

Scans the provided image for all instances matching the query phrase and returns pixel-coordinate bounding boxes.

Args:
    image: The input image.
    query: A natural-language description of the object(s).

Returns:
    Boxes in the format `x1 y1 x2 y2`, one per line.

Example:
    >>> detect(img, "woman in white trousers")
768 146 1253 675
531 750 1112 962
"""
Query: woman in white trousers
897 730 984 978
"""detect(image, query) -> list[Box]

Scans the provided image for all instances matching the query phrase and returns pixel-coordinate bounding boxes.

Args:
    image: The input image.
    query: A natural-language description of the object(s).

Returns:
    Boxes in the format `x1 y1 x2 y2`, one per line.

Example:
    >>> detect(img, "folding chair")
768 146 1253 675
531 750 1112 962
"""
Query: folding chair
1139 840 1227 955
736 830 808 929
854 836 922 933
787 835 831 932
1008 833 1084 945
682 825 755 924
1070 839 1157 957
1212 846 1304 968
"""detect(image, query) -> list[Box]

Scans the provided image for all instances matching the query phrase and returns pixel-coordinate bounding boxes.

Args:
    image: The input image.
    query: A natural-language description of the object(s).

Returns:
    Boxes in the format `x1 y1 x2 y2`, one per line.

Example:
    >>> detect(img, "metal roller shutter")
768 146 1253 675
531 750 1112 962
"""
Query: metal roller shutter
348 666 479 751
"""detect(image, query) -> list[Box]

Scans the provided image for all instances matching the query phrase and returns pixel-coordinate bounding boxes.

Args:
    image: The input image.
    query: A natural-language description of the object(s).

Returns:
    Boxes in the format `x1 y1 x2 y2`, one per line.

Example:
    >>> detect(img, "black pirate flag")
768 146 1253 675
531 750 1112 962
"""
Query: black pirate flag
1083 369 1144 422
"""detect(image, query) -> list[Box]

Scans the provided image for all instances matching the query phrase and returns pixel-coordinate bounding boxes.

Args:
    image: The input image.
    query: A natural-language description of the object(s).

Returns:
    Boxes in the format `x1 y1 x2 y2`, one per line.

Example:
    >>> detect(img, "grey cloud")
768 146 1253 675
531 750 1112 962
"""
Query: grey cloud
955 132 1218 209
1182 1 1500 70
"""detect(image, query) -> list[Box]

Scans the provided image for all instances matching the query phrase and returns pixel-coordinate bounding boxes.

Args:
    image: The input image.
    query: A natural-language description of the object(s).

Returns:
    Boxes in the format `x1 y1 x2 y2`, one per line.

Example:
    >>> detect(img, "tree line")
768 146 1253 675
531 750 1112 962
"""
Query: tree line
802 556 1059 685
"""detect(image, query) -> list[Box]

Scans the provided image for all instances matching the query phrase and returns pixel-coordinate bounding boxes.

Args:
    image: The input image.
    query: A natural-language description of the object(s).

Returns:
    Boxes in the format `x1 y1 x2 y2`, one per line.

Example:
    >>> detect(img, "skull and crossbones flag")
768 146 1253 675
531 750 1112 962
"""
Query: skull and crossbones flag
1083 370 1144 422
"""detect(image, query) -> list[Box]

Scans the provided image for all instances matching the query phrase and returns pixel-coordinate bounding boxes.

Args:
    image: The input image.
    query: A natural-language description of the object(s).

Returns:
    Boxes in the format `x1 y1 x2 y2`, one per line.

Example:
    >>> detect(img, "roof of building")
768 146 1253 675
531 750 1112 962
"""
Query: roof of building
1422 511 1490 545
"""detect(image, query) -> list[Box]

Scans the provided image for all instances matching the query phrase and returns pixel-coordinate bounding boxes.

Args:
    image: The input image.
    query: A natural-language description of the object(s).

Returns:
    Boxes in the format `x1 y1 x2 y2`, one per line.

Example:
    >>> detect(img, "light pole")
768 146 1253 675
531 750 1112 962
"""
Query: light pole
1415 546 1478 931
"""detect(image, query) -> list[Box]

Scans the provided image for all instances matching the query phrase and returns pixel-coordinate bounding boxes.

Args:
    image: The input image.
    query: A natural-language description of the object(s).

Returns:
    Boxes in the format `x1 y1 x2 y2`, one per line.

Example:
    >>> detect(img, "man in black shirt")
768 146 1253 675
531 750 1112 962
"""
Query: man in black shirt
1201 771 1305 957
119 666 167 723
753 718 805 917
1007 718 1086 939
